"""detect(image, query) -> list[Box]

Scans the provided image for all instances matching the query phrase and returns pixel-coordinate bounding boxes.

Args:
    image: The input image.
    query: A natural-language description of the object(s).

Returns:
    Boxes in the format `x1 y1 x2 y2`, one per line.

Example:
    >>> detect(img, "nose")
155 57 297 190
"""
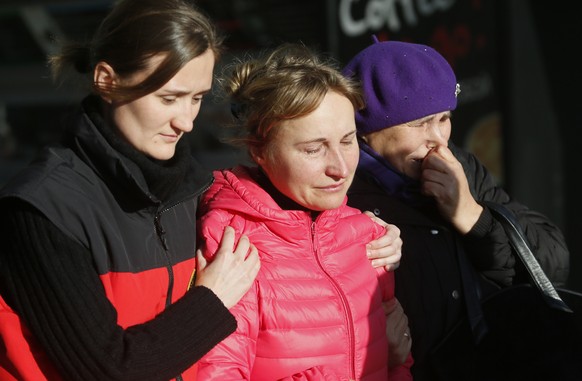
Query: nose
426 121 448 146
325 148 350 180
172 102 198 133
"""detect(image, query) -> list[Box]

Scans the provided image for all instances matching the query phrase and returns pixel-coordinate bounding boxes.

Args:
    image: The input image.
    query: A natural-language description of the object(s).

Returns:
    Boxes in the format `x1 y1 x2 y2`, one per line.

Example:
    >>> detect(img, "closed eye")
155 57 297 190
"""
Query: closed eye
440 112 452 123
341 130 357 145
161 97 177 105
305 145 322 155
341 137 356 146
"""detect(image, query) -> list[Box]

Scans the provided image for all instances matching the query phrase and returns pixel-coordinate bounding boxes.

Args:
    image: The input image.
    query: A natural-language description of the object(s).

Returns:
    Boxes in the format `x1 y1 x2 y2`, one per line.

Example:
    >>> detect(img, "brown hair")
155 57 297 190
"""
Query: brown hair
220 43 364 155
49 0 224 102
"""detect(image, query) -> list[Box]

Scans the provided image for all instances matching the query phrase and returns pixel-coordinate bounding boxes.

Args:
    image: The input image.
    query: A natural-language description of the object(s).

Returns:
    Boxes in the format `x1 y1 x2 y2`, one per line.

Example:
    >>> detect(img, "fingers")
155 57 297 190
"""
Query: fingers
214 228 254 264
383 262 400 271
387 299 410 343
223 231 260 282
367 224 400 252
194 228 261 309
368 253 401 269
370 249 402 270
216 225 236 253
367 224 403 270
382 298 397 314
421 148 466 211
421 145 460 186
424 144 454 165
244 243 261 278
232 233 251 258
420 147 482 232
364 211 401 270
364 210 388 228
385 298 412 367
363 210 404 269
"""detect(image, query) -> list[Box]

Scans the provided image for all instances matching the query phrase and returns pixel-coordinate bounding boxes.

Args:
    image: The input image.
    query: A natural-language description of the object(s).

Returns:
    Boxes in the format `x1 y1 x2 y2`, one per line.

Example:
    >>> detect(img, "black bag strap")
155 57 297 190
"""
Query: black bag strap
483 201 572 313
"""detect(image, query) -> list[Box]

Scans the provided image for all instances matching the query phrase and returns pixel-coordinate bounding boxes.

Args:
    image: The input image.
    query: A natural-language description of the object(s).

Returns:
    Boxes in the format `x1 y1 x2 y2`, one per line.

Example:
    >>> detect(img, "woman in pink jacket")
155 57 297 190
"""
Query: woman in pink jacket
196 43 413 380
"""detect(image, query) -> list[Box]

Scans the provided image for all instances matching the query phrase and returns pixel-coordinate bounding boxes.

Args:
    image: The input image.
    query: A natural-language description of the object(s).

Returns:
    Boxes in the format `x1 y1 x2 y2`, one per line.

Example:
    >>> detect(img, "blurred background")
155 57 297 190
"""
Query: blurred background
0 0 580 291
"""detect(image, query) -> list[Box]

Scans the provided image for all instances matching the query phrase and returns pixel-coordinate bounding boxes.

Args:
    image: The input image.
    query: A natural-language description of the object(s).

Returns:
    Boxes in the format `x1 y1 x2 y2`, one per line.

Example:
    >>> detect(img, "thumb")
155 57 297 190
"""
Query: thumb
188 250 206 291
196 249 207 271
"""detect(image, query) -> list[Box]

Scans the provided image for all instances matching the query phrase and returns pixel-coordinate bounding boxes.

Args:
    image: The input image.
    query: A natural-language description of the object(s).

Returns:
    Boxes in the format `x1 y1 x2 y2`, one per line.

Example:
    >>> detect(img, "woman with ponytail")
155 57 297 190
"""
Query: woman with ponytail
0 1 261 380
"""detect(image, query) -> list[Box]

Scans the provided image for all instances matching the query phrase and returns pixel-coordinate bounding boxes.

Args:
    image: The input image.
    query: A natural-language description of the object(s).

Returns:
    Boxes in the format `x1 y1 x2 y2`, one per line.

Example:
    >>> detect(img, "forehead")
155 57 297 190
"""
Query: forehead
164 50 215 89
123 51 215 90
275 91 356 142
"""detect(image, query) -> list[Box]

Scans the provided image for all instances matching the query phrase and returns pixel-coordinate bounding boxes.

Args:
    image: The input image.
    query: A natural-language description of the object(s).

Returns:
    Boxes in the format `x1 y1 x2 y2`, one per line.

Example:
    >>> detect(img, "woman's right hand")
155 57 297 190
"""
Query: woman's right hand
195 226 260 309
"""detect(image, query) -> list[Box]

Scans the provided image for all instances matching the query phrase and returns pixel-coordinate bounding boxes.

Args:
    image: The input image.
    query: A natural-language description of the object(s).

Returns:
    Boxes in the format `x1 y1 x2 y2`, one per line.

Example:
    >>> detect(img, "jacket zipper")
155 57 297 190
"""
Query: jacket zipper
153 209 183 381
310 221 356 379
154 212 174 309
152 178 212 381
153 177 213 307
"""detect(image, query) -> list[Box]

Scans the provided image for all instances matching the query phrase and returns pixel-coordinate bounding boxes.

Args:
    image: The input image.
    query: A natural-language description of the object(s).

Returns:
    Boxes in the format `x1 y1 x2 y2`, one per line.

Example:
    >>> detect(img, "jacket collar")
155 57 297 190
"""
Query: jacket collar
357 139 421 201
349 172 447 229
63 95 212 207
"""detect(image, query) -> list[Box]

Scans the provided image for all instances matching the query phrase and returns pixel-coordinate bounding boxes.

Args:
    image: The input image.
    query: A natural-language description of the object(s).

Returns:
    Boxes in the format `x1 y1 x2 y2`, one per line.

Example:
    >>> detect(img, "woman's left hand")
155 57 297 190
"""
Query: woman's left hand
384 298 412 367
364 211 402 271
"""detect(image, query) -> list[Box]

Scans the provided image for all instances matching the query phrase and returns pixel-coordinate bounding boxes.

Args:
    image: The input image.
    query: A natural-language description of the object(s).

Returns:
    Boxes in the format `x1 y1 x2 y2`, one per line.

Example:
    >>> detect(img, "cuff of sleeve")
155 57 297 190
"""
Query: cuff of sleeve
466 204 494 238
190 285 237 333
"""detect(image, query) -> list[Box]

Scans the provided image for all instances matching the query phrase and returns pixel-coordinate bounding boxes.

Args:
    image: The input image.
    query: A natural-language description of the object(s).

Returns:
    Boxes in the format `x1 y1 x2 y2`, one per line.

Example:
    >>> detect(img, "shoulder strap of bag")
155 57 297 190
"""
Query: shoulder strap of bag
483 201 572 313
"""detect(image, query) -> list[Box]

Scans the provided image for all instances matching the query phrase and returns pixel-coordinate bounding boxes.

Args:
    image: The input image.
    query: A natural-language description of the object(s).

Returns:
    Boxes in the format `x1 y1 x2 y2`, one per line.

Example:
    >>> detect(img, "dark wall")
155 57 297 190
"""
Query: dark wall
330 0 580 290
527 3 582 291
0 0 579 290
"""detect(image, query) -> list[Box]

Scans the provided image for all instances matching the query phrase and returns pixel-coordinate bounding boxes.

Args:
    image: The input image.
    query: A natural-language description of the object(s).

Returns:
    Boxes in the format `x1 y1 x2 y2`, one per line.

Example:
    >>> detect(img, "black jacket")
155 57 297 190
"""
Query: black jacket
347 142 570 381
0 97 236 381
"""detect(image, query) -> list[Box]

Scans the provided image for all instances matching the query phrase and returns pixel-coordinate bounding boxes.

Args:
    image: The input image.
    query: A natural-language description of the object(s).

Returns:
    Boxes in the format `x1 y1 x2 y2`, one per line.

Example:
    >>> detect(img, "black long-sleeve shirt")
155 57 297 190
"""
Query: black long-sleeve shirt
0 96 237 381
0 199 236 381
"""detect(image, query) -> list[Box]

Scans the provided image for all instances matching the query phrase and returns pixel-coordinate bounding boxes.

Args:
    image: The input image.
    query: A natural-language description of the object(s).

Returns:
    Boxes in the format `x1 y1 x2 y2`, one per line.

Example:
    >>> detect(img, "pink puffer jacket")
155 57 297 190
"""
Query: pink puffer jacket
196 166 412 380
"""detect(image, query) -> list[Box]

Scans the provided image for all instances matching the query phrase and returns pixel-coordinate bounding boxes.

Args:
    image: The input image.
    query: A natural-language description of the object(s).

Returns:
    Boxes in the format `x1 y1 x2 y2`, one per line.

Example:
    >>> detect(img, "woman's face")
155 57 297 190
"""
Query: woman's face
362 111 452 179
105 49 215 160
253 91 360 211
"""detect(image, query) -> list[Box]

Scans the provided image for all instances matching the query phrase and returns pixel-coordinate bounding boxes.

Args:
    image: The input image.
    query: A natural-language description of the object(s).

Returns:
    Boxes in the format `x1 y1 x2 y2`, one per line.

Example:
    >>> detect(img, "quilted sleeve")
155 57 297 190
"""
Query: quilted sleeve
196 210 260 380
195 279 260 379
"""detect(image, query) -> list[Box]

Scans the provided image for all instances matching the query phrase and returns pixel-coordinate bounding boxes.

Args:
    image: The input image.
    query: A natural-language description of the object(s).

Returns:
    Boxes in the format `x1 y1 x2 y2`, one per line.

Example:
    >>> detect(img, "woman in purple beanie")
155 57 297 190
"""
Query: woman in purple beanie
343 38 572 381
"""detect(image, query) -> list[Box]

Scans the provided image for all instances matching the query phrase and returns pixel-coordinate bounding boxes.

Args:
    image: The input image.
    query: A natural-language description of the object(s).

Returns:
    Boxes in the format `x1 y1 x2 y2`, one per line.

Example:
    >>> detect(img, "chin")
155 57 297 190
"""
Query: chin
149 149 176 161
310 199 344 212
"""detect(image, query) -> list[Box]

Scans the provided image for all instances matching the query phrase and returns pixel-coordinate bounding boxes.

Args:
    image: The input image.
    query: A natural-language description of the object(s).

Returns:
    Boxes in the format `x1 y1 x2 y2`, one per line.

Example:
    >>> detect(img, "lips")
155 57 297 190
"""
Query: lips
159 133 180 142
319 182 346 192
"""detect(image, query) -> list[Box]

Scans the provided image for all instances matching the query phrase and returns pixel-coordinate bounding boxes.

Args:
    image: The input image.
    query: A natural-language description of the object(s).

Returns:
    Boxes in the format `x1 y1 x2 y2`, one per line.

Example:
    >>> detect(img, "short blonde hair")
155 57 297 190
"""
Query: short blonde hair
220 43 364 156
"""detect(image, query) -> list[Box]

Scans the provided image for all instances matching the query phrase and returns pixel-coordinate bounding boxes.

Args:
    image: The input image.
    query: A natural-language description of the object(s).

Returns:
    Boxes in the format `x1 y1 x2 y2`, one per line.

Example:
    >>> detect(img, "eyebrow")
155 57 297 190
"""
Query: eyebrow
408 111 451 126
160 88 211 96
343 130 357 139
413 115 433 125
296 129 357 145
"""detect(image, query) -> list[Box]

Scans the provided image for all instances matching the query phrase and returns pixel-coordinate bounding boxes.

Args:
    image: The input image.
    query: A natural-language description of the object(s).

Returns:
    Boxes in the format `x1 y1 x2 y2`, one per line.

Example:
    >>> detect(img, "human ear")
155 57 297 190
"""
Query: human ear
93 61 117 103
249 147 265 166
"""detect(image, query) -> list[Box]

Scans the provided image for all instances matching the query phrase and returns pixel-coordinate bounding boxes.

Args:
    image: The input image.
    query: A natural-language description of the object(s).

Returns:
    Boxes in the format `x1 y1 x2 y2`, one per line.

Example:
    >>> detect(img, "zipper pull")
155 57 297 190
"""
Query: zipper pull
154 215 169 251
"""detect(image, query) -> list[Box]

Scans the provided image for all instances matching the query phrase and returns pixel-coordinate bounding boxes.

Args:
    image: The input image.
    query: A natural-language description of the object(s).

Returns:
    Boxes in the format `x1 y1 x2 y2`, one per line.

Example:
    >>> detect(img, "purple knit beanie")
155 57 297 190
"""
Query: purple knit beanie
342 38 459 134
